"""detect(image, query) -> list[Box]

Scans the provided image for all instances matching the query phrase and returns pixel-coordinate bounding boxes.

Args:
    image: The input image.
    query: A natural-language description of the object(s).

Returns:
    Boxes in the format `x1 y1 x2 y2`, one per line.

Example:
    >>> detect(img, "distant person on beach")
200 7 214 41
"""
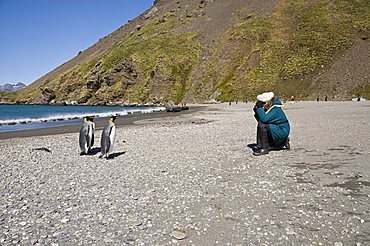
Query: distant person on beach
252 92 290 156
325 95 328 101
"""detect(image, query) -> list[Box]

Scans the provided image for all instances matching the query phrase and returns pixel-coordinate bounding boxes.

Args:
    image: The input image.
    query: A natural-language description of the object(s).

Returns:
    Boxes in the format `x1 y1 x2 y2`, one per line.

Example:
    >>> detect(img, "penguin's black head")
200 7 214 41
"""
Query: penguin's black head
109 116 117 122
84 116 94 122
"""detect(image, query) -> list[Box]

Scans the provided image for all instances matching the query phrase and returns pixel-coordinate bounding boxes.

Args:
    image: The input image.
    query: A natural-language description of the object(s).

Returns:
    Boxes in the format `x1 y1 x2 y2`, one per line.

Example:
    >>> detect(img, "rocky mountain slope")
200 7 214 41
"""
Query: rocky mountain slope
1 0 369 104
0 82 26 92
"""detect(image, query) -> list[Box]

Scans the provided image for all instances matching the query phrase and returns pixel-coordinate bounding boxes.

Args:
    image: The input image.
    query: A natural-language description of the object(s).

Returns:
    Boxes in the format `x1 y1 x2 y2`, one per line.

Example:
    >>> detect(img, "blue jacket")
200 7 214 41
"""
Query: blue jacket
254 99 290 145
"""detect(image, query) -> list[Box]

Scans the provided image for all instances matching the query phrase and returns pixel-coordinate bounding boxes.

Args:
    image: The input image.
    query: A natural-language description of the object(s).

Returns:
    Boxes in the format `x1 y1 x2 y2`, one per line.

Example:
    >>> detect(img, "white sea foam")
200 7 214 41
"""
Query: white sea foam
0 106 166 126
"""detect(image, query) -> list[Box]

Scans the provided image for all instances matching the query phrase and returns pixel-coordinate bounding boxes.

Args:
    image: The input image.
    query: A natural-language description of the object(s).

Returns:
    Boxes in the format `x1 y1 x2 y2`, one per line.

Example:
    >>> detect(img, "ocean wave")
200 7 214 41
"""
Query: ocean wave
0 106 166 126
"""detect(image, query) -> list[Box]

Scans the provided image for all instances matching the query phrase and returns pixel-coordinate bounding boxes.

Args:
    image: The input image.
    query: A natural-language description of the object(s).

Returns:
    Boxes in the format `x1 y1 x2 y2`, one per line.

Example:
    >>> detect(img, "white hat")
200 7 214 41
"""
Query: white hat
257 92 274 102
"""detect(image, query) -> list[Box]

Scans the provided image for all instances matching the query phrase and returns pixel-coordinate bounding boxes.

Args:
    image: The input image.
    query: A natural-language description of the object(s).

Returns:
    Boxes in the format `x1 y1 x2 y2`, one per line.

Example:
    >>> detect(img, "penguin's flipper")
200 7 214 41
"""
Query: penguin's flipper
79 124 88 152
104 126 112 154
100 125 109 155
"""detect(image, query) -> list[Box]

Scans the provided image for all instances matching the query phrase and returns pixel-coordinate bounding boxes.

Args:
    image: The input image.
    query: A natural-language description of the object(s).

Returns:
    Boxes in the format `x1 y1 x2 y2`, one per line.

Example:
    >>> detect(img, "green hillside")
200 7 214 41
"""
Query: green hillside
1 0 369 104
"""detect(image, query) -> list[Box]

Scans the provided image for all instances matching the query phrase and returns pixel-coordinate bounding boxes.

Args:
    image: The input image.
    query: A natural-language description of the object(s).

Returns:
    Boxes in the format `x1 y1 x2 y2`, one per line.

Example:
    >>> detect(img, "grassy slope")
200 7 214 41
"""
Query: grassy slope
8 13 199 104
99 13 199 103
204 0 370 101
2 0 369 103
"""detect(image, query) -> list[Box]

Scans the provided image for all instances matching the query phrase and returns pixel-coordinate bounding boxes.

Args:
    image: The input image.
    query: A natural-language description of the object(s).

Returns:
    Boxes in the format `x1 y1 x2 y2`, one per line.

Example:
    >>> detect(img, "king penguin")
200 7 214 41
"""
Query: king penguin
99 115 117 158
79 116 95 155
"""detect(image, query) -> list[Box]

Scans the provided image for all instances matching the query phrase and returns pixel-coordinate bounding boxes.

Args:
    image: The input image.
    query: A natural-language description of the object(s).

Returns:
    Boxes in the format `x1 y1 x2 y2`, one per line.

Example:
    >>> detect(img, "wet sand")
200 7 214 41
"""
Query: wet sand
0 101 369 245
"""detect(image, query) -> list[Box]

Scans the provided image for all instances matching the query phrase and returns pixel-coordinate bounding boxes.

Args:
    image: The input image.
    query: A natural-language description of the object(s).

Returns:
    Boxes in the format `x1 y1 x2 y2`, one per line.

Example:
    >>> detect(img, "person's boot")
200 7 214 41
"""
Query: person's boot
253 148 269 156
284 137 290 150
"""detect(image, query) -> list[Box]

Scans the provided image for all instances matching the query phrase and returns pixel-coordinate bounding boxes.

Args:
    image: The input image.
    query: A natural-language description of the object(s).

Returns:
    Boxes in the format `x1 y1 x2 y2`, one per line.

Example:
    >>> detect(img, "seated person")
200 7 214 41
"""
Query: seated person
253 92 290 156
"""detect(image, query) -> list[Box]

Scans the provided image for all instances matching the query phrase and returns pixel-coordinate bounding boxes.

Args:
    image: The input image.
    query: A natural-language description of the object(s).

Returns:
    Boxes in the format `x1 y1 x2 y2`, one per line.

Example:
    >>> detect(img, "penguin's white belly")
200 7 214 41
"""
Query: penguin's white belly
87 124 93 148
82 142 88 153
108 126 116 153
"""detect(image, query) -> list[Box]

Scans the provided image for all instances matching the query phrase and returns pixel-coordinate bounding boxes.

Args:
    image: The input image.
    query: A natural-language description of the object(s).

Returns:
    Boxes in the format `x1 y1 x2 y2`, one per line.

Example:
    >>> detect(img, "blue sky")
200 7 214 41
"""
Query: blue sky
0 0 154 85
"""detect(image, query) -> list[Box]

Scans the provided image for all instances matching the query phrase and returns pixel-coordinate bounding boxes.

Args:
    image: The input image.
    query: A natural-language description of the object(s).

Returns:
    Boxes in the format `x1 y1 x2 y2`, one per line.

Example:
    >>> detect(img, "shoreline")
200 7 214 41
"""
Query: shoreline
0 105 207 140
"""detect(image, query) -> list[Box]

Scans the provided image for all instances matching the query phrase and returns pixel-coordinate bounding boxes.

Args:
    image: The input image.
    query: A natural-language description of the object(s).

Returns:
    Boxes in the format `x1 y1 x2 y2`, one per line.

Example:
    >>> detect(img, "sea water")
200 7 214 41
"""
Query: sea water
0 104 165 132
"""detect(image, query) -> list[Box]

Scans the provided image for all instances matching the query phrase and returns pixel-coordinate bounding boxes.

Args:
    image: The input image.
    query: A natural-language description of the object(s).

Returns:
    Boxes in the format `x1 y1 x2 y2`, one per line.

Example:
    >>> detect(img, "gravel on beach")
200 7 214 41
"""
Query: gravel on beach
1 101 369 245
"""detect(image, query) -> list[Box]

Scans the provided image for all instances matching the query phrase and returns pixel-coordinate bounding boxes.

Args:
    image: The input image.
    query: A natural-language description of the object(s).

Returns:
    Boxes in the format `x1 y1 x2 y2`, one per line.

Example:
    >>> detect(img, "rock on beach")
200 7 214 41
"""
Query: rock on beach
0 101 369 245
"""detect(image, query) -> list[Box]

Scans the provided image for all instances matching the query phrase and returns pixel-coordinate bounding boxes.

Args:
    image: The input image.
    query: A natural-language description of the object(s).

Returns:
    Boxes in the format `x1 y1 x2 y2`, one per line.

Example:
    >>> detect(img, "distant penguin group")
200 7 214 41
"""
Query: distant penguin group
78 115 117 158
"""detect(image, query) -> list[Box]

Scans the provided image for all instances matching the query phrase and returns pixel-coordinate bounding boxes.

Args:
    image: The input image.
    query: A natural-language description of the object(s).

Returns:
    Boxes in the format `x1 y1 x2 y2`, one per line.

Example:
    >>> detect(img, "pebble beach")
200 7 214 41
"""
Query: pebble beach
1 101 369 245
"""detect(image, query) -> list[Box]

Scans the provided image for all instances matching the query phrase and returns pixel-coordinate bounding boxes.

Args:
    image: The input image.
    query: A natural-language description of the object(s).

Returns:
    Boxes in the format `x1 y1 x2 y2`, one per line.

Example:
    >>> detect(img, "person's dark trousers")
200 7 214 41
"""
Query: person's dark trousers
256 122 273 150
